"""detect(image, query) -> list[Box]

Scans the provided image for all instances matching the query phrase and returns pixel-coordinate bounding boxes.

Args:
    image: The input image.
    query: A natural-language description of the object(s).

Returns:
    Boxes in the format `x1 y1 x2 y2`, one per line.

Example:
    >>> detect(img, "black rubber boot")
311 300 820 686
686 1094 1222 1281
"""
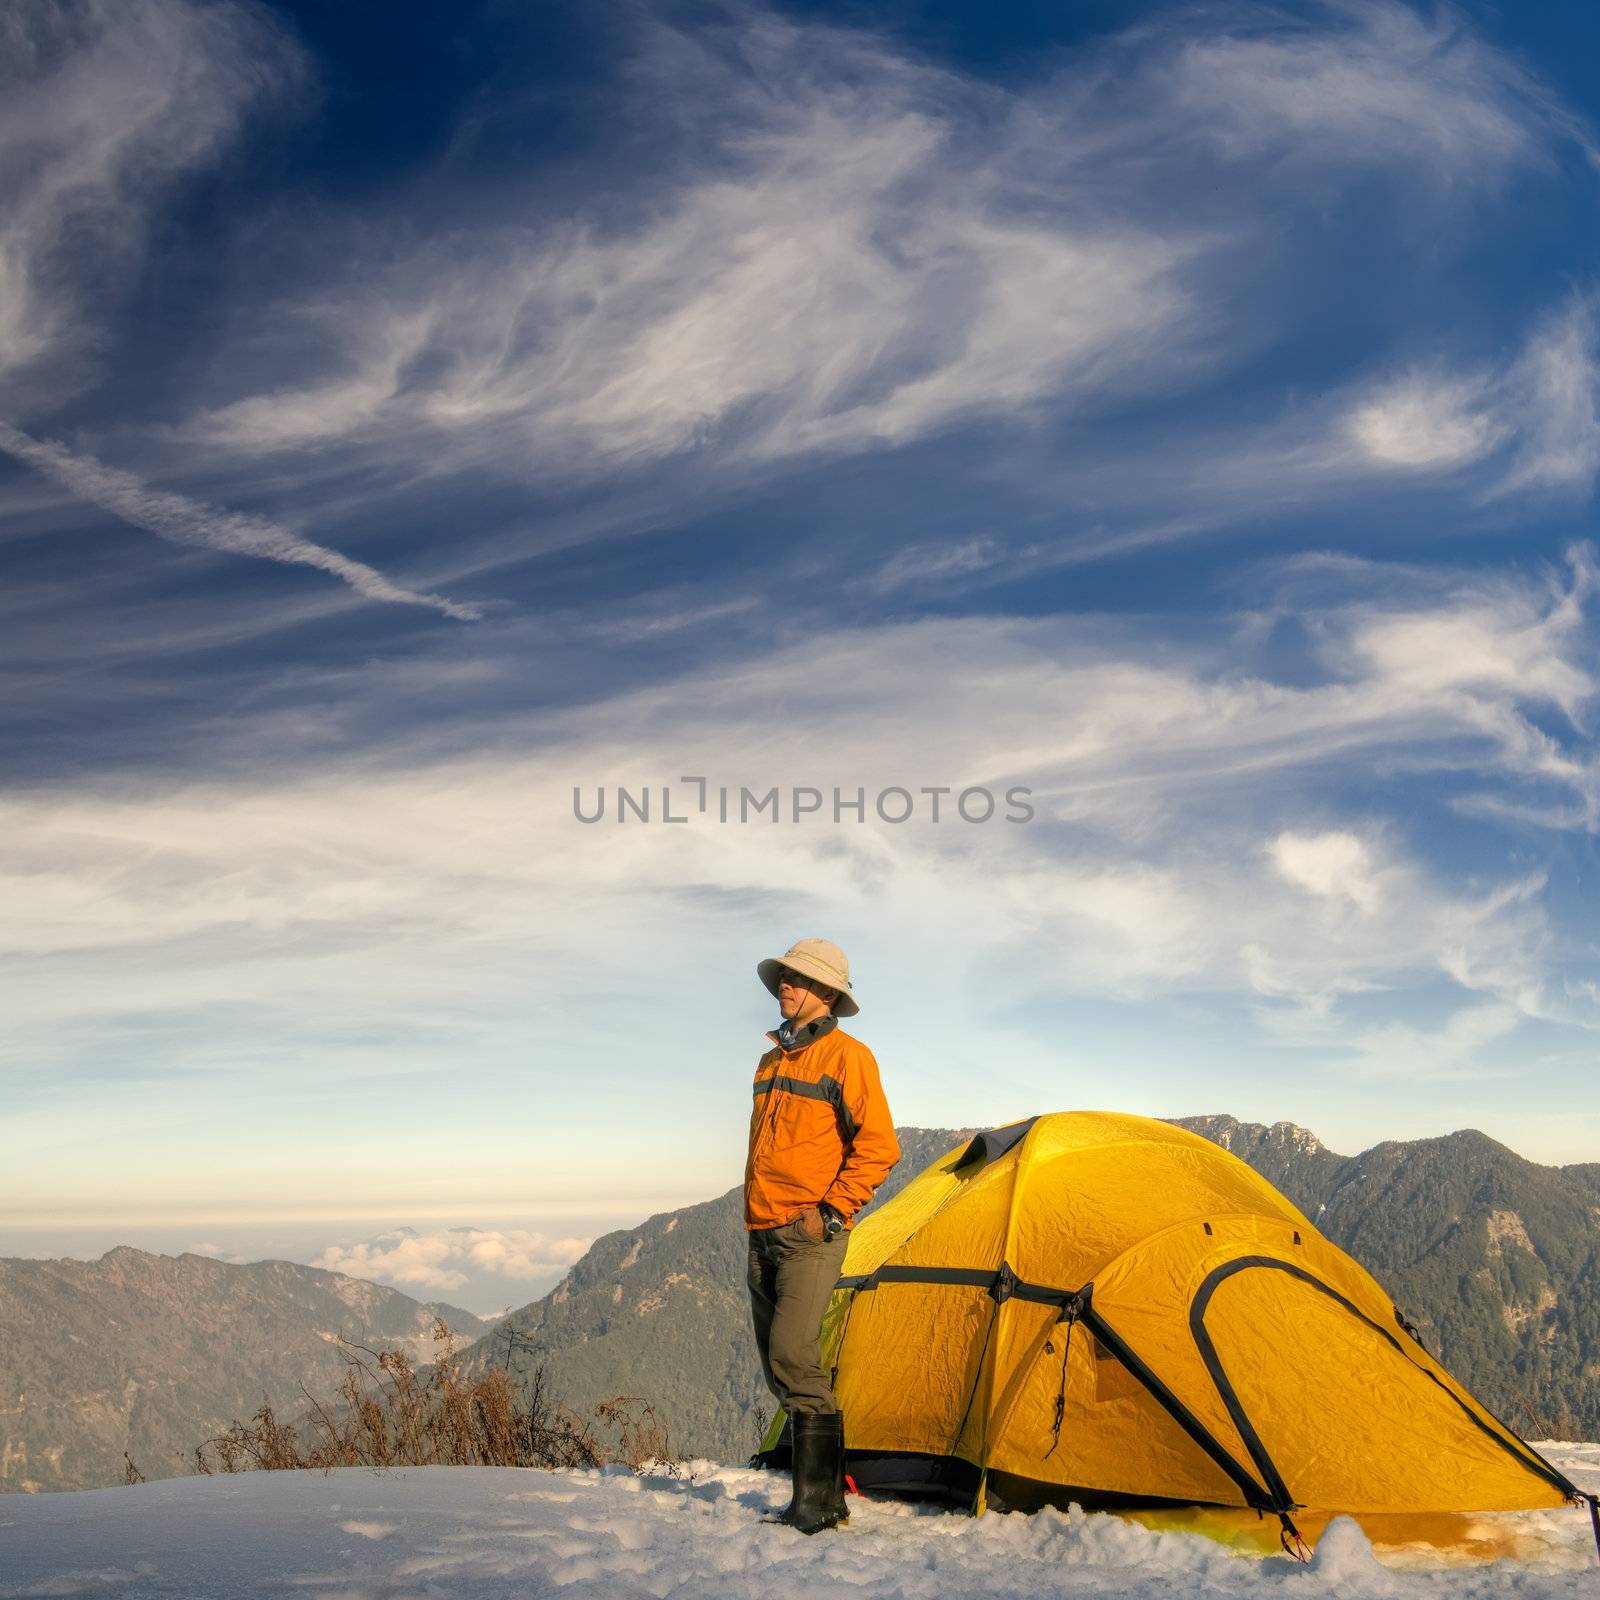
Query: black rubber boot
778 1411 847 1533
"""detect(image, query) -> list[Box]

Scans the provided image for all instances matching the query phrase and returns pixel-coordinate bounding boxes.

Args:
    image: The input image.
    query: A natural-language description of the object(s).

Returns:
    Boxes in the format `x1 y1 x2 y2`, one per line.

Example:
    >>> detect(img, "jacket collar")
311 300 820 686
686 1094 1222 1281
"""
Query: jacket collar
767 1014 838 1055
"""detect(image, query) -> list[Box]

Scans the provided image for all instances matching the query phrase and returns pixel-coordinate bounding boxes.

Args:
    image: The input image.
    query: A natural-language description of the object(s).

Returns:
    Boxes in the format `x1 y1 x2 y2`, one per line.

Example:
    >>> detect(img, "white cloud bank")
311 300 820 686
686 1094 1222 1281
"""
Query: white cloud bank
312 1227 589 1295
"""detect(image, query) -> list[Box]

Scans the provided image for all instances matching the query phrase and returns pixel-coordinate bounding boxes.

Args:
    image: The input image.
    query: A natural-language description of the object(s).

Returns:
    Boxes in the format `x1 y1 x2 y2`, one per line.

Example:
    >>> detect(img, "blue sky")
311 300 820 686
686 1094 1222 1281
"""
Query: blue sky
4 0 1600 1313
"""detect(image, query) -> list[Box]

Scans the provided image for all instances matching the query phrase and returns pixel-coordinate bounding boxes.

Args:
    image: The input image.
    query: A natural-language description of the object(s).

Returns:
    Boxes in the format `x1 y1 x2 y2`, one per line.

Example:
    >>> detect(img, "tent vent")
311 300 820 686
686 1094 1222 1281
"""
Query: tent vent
955 1117 1039 1170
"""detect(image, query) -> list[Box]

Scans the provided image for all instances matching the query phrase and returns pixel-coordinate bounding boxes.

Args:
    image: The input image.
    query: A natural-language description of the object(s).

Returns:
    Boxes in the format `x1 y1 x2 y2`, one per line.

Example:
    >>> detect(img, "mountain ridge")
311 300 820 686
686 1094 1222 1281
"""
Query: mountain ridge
0 1245 489 1493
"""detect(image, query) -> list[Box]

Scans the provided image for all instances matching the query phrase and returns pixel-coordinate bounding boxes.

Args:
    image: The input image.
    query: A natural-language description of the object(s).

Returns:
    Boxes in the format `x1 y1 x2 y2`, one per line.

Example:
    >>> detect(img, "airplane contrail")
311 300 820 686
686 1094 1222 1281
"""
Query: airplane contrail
0 421 482 621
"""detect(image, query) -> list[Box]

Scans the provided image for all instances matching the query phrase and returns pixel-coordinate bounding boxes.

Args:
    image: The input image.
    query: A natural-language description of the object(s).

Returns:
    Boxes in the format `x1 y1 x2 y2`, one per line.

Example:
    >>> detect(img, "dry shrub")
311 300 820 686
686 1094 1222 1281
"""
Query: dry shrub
194 1318 681 1478
594 1396 679 1475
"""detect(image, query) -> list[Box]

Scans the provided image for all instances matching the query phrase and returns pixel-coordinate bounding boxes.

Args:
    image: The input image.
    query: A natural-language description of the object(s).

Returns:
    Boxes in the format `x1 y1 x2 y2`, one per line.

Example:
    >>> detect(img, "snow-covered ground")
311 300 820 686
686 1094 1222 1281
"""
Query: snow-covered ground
2 1446 1596 1599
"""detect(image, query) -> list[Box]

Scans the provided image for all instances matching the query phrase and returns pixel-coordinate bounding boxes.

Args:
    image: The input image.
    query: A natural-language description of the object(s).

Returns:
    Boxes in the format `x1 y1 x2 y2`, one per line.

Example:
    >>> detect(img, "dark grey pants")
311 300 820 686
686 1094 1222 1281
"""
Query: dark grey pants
747 1219 850 1415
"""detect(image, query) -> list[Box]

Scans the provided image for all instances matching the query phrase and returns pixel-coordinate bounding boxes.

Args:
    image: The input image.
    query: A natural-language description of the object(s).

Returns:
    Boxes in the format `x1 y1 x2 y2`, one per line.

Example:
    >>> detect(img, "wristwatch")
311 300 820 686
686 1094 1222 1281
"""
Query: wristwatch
818 1203 846 1240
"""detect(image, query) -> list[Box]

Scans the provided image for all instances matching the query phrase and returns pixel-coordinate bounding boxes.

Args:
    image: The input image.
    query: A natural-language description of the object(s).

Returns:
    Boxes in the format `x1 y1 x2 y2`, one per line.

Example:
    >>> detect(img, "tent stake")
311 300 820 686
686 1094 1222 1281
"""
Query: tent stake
1278 1513 1311 1563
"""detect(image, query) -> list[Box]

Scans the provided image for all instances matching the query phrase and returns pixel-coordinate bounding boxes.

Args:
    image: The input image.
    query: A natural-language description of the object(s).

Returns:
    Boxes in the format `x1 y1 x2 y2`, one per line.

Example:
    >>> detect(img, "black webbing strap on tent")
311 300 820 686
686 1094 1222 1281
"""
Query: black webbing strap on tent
835 1265 998 1292
1188 1256 1581 1507
834 1262 1082 1306
1081 1302 1278 1514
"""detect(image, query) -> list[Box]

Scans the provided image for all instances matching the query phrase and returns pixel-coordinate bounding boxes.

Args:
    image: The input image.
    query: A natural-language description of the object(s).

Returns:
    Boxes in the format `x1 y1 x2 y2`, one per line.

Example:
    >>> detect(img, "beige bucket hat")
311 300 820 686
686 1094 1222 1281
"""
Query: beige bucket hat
757 937 859 1017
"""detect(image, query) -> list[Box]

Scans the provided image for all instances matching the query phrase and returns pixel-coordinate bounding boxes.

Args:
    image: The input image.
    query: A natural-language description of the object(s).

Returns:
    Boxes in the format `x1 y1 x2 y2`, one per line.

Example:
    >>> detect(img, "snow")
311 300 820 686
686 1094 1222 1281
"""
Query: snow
0 1447 1595 1600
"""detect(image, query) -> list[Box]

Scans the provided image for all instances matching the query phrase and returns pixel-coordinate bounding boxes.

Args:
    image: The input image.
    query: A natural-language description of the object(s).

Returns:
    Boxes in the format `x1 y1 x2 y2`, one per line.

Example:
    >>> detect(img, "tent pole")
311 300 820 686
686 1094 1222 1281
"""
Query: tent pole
970 1467 988 1518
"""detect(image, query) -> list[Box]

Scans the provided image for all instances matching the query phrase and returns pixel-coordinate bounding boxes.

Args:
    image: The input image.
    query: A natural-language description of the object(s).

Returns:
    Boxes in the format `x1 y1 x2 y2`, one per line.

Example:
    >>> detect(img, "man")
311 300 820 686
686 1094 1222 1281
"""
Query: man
746 937 899 1534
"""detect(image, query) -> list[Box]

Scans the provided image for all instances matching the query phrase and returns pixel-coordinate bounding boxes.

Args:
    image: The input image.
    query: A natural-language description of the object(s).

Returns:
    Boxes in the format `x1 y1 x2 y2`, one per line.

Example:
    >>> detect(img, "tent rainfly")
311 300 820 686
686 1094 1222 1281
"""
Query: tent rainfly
760 1111 1599 1560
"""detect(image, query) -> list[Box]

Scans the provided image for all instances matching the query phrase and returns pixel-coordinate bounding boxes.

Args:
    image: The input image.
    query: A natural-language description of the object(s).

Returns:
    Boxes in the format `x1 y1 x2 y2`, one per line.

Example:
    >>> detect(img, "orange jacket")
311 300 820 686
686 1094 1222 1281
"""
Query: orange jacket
744 1017 900 1231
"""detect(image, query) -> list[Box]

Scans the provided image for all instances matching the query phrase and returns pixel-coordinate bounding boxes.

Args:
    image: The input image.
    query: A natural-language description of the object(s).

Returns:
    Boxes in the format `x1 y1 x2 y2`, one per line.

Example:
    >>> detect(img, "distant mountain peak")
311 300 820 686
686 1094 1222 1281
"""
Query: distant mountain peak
1270 1119 1327 1153
1168 1113 1331 1158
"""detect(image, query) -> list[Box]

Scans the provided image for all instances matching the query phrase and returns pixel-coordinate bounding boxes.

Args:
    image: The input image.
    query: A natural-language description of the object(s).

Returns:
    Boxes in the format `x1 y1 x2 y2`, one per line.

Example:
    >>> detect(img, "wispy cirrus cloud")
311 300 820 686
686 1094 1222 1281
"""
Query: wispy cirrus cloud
1254 995 1527 1085
0 423 481 619
1498 295 1600 494
190 4 1585 468
1342 294 1600 496
0 6 463 617
1161 0 1596 180
135 0 1596 592
2 0 1588 605
1342 1001 1524 1082
1067 287 1600 540
194 14 1207 472
1346 372 1506 470
0 0 304 402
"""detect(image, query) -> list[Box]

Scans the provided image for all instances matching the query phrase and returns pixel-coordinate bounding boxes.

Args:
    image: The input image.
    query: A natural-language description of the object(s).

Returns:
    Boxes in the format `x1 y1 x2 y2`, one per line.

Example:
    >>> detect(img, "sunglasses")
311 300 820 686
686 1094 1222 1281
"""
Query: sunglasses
776 968 815 990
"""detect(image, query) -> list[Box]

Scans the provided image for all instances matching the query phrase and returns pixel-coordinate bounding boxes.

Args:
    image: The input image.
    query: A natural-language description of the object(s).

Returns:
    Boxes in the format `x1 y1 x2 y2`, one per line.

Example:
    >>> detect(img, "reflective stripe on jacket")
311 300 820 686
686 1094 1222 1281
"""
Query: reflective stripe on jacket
744 1018 899 1231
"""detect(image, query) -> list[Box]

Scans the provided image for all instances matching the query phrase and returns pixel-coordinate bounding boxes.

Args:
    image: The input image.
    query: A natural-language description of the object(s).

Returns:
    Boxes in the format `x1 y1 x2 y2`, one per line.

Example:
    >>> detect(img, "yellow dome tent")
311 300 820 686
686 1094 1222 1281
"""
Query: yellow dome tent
759 1112 1597 1559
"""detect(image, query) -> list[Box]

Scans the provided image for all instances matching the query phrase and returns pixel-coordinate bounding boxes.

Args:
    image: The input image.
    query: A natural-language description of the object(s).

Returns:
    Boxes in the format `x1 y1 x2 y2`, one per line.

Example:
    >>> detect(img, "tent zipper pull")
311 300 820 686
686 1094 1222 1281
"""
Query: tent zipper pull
1042 1295 1081 1461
